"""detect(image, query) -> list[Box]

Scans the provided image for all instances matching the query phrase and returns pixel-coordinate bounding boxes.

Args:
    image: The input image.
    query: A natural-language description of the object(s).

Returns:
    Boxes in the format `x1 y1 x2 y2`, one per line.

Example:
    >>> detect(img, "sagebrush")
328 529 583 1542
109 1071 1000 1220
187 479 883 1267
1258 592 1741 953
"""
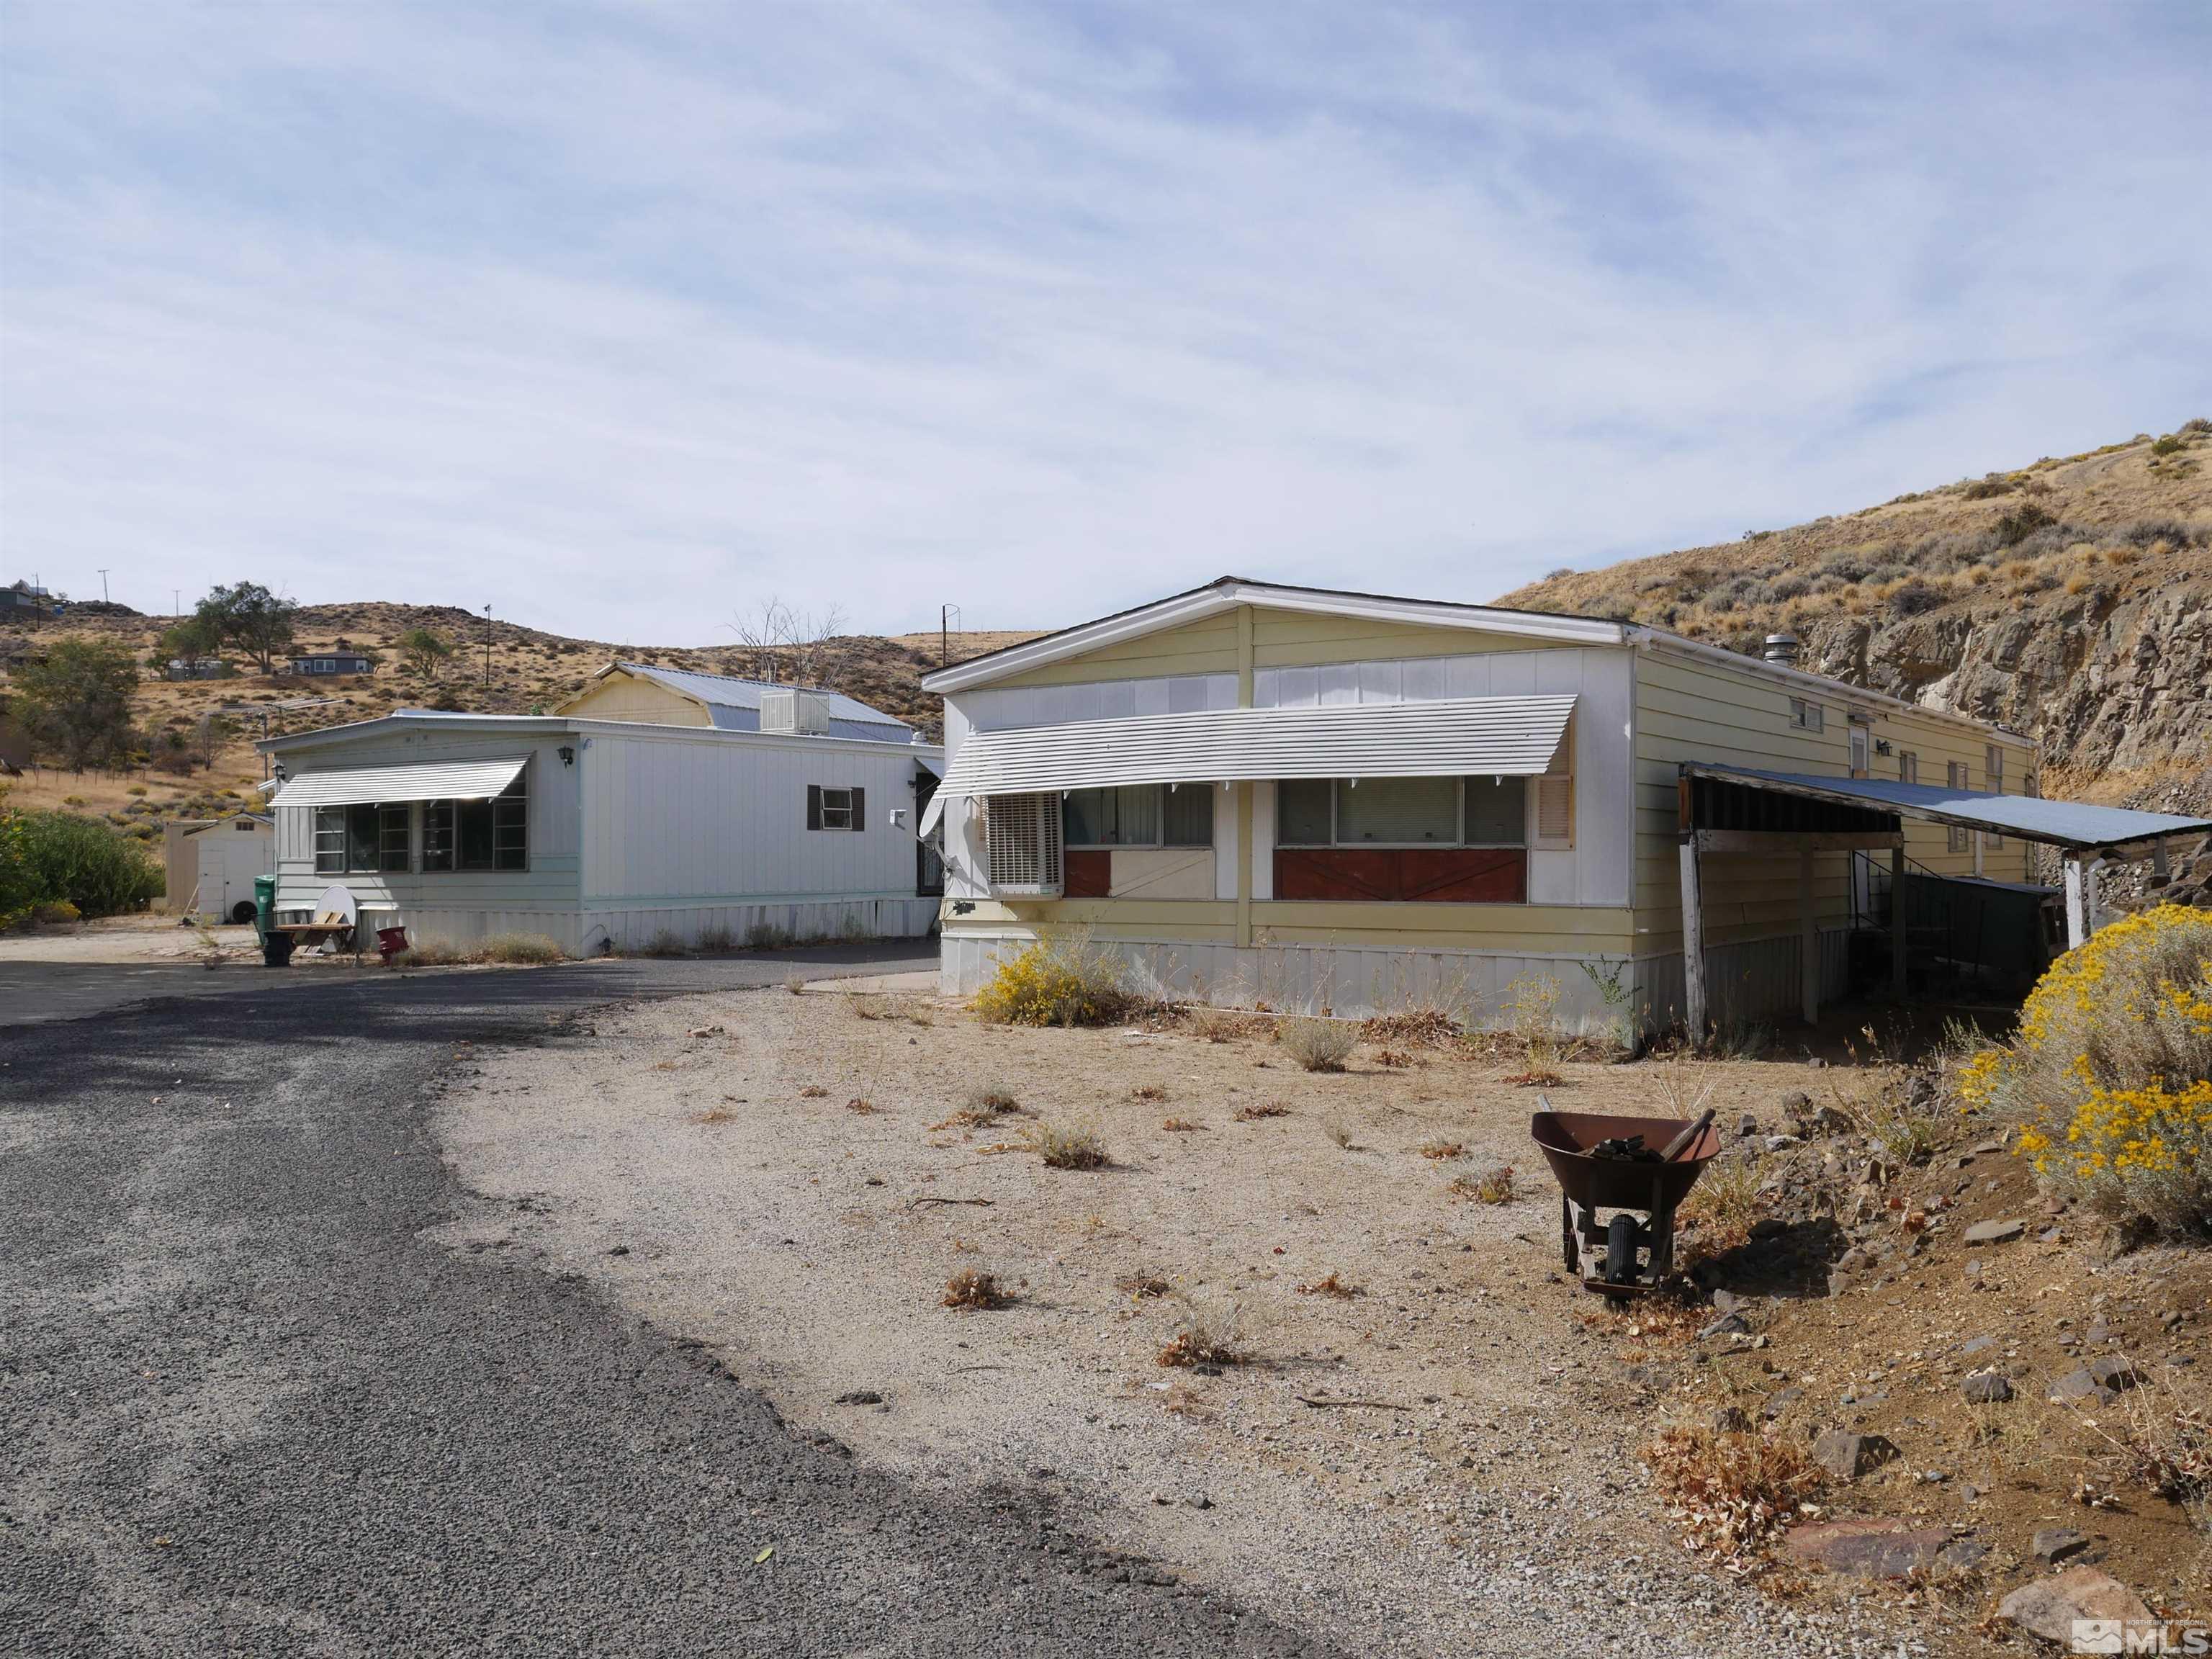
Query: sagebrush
1961 905 2212 1238
972 938 1139 1028
1278 1017 1357 1072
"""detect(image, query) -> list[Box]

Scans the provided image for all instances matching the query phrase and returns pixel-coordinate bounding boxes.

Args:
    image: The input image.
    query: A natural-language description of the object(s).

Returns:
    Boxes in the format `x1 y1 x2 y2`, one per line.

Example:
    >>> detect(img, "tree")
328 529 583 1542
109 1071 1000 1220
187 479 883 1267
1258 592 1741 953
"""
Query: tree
0 786 35 926
156 613 222 662
191 581 297 673
397 627 454 680
14 637 139 771
725 596 849 685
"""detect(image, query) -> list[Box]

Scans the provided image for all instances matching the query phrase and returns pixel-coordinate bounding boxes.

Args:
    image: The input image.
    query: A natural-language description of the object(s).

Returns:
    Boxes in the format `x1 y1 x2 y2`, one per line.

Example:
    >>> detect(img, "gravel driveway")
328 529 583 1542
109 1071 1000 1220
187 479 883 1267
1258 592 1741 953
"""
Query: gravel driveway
0 957 1334 1658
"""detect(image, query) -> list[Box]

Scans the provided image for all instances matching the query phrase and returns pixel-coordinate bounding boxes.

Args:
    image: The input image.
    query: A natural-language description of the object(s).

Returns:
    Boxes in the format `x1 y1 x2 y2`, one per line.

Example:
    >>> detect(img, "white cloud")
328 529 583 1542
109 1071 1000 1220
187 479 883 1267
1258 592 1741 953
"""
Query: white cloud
3 1 2206 638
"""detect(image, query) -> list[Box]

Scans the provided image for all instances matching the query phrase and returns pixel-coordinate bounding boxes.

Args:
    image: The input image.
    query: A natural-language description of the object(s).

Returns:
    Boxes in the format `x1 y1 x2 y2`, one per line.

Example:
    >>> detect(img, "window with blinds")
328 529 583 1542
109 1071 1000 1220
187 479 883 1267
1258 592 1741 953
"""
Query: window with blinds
984 794 1063 895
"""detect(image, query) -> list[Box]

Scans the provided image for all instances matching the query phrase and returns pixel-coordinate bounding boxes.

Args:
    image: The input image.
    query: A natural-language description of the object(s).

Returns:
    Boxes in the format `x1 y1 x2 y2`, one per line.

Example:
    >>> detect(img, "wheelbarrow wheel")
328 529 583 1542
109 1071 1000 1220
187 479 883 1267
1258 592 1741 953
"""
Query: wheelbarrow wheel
1604 1213 1639 1285
1560 1196 1578 1274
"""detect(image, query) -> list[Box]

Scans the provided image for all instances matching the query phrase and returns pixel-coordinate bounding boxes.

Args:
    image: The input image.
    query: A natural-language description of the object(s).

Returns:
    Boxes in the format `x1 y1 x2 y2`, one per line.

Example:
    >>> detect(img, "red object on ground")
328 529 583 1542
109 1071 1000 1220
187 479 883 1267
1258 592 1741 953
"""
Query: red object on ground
377 926 410 963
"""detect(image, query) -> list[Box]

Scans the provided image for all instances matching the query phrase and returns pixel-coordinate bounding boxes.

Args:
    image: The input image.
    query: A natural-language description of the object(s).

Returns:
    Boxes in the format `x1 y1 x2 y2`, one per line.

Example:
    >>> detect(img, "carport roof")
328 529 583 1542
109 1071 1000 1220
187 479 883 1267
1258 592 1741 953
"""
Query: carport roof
1683 765 2212 856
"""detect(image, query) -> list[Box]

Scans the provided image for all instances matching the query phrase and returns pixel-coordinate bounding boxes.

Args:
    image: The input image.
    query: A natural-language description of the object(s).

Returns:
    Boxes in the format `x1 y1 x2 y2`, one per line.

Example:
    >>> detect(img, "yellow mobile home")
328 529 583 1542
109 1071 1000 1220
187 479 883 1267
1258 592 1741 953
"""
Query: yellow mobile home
921 578 2207 1035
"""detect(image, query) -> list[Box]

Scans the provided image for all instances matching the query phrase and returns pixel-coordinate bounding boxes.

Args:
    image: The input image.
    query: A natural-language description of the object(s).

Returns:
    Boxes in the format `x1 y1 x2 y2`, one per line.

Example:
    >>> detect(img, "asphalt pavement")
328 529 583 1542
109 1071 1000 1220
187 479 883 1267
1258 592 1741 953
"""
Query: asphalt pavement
0 954 1334 1658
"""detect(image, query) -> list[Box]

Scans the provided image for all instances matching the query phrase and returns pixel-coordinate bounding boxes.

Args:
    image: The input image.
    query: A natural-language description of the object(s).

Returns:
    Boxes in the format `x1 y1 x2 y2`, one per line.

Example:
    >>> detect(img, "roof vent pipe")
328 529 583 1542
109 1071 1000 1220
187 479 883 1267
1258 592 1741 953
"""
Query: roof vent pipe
1762 632 1800 666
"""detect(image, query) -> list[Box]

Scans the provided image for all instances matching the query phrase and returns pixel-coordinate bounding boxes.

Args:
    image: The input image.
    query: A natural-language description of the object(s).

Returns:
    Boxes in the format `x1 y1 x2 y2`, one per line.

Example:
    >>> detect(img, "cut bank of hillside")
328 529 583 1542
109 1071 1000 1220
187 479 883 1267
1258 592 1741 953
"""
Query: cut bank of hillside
1496 421 2211 814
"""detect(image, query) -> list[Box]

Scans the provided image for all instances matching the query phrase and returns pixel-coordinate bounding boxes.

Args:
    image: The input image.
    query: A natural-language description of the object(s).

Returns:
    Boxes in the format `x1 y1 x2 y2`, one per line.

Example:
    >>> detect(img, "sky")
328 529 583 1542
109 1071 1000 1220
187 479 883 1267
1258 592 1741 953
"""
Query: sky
3 2 2208 644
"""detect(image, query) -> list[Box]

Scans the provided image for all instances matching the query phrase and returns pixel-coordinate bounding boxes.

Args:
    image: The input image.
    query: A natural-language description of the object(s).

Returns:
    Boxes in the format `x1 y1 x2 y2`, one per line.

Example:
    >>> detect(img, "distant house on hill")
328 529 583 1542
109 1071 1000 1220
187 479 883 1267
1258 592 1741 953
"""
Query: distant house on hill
286 650 376 678
166 657 231 680
4 582 59 623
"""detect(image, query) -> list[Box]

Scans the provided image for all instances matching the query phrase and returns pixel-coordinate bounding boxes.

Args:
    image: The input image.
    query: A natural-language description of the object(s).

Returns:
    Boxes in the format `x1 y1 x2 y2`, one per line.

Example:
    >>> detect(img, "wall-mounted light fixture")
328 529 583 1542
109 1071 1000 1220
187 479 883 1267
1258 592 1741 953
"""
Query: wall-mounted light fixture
557 745 575 767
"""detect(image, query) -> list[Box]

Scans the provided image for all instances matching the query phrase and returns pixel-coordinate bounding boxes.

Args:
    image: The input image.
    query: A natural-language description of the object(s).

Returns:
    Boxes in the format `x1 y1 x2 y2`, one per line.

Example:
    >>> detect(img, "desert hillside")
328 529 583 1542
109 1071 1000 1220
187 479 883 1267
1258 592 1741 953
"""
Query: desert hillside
1497 421 2211 813
0 602 1038 831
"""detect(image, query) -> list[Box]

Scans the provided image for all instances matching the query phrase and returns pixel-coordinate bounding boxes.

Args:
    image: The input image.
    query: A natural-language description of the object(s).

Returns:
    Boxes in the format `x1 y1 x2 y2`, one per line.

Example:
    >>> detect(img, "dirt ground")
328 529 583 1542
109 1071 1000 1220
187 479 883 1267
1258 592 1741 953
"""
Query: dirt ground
0 914 263 963
421 981 2197 1657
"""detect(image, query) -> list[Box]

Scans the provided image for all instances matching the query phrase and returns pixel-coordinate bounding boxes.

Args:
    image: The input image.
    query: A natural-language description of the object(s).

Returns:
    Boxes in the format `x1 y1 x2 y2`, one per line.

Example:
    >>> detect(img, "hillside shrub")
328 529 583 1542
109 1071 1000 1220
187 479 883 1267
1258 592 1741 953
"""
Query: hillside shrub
1887 580 1945 618
1960 906 2212 1240
0 791 36 927
14 811 163 919
972 937 1138 1028
1995 502 2057 547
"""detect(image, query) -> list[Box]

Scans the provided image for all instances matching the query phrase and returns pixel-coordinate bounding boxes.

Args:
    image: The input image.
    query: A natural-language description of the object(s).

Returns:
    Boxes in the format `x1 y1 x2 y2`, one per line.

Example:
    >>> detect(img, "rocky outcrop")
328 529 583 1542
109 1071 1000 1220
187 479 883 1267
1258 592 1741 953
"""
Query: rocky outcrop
1802 580 2211 779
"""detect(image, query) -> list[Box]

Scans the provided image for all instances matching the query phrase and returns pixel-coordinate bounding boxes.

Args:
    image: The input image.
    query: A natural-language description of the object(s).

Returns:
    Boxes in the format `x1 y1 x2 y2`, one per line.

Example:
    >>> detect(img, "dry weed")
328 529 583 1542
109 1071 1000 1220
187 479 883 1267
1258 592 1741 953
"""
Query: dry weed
1025 1118 1108 1169
1115 1273 1172 1300
798 1084 829 1099
1130 1084 1167 1102
1157 1299 1244 1368
941 1269 1011 1310
1295 1272 1363 1299
1323 1120 1354 1149
845 1097 881 1115
1419 1139 1466 1161
1681 1156 1761 1254
1641 1425 1824 1571
1449 1166 1516 1204
1372 1048 1413 1069
1278 1017 1357 1073
1161 1117 1203 1133
1187 1006 1267 1043
1359 1007 1460 1048
1232 1101 1290 1122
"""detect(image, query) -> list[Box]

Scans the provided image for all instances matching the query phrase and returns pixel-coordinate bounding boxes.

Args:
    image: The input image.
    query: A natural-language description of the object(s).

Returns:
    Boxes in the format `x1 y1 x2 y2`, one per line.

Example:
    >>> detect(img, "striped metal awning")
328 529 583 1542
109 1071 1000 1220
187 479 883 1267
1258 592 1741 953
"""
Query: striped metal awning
919 694 1574 837
272 756 529 809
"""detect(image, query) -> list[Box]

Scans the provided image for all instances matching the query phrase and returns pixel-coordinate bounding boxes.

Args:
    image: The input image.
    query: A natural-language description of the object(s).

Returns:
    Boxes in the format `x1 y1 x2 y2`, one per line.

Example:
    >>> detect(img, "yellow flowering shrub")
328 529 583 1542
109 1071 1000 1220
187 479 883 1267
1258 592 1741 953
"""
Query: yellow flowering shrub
1964 905 2212 1237
971 937 1139 1028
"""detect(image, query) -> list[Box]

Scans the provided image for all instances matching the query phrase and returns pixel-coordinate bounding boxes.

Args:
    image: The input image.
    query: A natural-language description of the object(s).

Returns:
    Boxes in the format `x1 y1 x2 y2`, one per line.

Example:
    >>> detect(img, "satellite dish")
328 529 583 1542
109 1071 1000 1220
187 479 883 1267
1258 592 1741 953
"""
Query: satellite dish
313 884 359 927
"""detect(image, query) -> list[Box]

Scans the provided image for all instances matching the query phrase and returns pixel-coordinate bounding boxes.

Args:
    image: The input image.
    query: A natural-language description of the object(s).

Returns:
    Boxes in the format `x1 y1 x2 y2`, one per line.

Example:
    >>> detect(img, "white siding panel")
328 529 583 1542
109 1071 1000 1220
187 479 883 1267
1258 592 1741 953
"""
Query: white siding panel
1318 665 1359 706
1357 661 1403 703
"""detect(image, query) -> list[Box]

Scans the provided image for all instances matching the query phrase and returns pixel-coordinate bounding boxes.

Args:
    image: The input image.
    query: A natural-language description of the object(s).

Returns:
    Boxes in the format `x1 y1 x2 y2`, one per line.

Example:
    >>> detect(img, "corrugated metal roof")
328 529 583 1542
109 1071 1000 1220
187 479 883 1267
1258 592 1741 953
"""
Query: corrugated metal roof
1688 765 2212 853
921 695 1575 836
273 756 530 809
614 662 912 737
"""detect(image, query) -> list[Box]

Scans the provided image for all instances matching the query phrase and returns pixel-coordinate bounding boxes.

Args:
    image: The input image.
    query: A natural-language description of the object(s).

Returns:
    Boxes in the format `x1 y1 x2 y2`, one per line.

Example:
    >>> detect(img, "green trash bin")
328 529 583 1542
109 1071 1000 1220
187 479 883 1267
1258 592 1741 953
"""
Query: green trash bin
254 875 293 967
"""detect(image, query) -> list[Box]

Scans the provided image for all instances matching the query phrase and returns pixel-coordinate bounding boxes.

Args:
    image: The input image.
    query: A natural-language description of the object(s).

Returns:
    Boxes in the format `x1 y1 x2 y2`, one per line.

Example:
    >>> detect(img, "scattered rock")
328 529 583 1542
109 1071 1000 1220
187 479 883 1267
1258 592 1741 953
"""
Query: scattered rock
1185 1493 1213 1511
1960 1370 2013 1404
1712 1406 1753 1434
1810 1104 1854 1136
2048 1368 2118 1406
1778 1089 1814 1123
1761 1386 1804 1420
1997 1566 2157 1646
834 1389 885 1406
1736 1111 1760 1138
1962 1218 2025 1245
2033 1527 2090 1564
1812 1429 1900 1480
1784 1517 1949 1578
1937 1535 1988 1570
1699 1312 1752 1341
1959 1335 2000 1356
1709 1288 1745 1315
2089 1354 2144 1393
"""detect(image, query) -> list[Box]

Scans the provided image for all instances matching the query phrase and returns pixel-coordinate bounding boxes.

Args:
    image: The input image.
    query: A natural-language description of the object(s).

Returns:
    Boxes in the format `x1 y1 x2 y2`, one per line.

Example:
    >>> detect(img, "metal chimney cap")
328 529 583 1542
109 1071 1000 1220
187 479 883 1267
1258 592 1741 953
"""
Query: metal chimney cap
1762 631 1801 664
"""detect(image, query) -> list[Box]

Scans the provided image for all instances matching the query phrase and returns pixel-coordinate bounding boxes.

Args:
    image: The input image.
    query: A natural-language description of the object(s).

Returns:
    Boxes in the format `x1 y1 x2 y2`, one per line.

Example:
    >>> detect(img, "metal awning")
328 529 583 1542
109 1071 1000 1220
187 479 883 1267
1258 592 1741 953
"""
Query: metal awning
920 694 1575 837
272 756 530 809
1684 765 2212 855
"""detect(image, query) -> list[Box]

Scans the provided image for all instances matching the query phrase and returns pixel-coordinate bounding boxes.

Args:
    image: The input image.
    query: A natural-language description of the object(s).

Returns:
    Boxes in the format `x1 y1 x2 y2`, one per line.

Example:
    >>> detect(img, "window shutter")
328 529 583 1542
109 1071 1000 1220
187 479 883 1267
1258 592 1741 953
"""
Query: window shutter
1530 737 1573 850
806 785 822 831
850 786 866 832
984 793 1064 895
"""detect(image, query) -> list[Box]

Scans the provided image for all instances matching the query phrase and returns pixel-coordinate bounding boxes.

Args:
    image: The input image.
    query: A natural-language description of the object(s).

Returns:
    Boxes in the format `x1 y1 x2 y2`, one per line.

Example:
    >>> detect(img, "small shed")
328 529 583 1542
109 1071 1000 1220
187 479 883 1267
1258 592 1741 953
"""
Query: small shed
165 814 275 922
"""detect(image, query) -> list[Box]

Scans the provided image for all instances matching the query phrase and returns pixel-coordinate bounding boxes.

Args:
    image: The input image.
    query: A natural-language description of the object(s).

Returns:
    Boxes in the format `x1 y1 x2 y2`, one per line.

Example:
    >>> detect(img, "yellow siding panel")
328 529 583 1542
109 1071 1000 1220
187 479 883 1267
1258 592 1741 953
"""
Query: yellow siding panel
1251 608 1552 667
990 616 1241 687
562 676 710 727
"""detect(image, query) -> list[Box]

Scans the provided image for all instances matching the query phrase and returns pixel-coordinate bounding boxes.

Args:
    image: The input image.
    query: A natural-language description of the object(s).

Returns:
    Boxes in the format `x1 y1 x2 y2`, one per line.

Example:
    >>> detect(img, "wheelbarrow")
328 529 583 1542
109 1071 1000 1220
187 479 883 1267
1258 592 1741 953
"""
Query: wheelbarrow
1530 1102 1719 1298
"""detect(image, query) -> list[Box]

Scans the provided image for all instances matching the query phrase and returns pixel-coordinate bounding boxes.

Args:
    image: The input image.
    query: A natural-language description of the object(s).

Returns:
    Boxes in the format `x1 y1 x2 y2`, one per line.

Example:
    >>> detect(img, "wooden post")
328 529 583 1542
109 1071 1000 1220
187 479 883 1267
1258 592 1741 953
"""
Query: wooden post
2082 857 2101 938
1799 845 1818 1026
2152 838 2170 881
2064 855 2087 949
1679 838 1706 1038
1972 830 1984 878
1889 844 1907 999
1234 781 1253 949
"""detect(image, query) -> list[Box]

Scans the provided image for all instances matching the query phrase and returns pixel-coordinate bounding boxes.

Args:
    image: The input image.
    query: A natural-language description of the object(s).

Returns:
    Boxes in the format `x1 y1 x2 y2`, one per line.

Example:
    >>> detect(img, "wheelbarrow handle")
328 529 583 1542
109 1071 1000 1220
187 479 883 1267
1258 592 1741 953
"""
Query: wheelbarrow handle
1658 1107 1715 1163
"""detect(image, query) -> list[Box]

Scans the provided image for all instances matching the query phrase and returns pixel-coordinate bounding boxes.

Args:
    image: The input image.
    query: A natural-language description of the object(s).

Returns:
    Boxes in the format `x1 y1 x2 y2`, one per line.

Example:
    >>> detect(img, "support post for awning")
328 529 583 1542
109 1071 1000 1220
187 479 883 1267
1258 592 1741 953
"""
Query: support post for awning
2063 855 2100 949
1799 846 1818 1026
1889 845 1907 1000
1679 837 1706 1038
2152 838 2170 881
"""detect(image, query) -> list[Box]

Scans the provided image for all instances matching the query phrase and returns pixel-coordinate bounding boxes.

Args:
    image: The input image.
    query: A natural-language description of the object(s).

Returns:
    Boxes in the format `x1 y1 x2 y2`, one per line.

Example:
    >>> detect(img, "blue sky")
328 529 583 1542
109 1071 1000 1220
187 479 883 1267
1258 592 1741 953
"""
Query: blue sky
4 2 2207 643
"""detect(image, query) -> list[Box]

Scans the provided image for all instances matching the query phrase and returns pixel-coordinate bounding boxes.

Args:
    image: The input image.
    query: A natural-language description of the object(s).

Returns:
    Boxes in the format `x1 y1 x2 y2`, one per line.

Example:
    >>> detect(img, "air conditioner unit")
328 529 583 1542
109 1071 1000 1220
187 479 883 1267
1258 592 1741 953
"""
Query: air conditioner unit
760 688 832 737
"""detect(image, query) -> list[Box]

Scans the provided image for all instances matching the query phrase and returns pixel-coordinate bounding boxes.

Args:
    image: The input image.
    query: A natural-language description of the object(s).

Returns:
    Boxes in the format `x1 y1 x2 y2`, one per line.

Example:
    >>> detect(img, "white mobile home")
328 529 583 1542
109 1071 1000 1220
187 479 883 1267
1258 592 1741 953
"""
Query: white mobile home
261 709 943 956
921 577 2210 1035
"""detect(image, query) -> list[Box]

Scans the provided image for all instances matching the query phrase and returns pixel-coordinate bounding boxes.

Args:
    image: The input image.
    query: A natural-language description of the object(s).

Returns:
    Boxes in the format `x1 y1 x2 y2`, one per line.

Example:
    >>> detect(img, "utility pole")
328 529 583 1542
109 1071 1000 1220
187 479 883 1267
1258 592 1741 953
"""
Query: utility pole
97 569 109 603
940 602 961 667
173 588 181 619
483 604 493 690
